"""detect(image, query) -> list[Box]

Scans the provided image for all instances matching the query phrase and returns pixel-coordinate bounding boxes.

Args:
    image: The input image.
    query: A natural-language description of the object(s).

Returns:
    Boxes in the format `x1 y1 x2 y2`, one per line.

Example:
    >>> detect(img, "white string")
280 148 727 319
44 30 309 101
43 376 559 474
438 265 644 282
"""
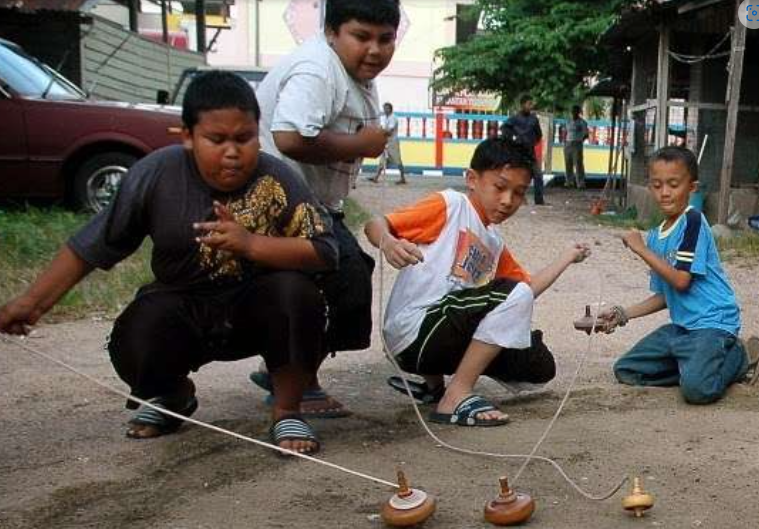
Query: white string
374 176 626 500
0 333 397 489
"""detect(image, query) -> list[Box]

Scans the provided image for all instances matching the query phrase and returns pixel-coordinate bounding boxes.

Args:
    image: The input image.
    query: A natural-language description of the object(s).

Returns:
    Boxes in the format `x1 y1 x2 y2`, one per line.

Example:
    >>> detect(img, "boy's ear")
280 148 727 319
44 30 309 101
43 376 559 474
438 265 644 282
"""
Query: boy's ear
465 168 478 190
181 127 193 150
324 26 336 45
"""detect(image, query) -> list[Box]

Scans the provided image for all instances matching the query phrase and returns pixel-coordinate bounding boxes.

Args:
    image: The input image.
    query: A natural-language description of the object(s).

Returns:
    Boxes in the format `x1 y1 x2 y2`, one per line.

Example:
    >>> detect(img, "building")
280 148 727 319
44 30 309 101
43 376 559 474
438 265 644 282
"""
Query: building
601 0 758 224
208 0 479 112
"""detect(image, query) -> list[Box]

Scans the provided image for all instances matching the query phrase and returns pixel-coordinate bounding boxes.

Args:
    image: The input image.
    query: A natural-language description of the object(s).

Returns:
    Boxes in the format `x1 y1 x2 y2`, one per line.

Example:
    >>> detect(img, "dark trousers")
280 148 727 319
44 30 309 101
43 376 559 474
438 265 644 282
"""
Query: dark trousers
531 160 545 205
317 214 375 352
108 271 326 406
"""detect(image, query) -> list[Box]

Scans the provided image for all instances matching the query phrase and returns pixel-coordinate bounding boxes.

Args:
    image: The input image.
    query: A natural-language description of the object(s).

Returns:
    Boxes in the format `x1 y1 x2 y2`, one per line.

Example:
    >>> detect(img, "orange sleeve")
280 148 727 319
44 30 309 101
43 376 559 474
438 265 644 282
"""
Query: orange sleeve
496 247 531 283
385 192 447 244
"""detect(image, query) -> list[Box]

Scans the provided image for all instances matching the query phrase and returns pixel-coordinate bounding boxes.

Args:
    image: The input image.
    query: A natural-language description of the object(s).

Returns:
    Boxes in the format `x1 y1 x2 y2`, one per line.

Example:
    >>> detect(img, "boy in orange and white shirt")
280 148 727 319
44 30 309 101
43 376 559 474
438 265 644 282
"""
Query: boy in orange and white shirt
365 134 590 426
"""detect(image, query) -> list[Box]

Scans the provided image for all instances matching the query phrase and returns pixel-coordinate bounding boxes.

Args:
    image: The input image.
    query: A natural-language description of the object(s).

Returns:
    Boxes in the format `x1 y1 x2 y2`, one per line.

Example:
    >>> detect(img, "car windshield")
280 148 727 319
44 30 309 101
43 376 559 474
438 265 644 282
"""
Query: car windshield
0 43 85 100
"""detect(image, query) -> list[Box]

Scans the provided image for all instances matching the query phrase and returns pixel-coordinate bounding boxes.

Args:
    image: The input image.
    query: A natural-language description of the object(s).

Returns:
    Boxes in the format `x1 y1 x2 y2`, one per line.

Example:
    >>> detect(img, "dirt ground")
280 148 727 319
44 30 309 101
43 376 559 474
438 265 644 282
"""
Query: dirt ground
2 176 758 529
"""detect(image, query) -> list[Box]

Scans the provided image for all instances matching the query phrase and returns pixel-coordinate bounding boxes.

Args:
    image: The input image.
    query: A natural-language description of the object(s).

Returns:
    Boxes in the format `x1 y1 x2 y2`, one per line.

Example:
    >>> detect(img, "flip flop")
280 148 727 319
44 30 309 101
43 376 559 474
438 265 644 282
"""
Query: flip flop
270 414 320 456
127 394 199 439
429 394 509 427
386 376 445 404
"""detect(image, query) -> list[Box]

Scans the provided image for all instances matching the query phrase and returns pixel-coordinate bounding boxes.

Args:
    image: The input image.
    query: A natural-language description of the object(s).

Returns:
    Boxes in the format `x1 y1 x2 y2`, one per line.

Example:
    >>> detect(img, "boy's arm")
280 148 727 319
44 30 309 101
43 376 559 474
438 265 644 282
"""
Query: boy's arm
365 216 423 269
529 243 590 298
274 127 387 164
0 245 93 335
596 294 667 333
621 230 692 291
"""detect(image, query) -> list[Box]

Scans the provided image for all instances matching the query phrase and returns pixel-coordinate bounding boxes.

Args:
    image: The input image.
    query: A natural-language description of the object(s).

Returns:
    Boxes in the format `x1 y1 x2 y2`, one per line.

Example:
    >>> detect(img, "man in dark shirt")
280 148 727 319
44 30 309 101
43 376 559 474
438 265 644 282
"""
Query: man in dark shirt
502 94 545 205
0 72 335 455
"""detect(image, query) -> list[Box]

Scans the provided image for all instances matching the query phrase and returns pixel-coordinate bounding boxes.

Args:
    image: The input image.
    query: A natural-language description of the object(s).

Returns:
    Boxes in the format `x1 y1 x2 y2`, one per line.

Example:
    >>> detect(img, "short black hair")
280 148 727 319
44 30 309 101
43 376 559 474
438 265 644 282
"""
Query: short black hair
520 94 534 105
384 102 393 110
325 0 401 32
471 127 534 173
572 105 582 115
649 146 698 181
182 71 260 130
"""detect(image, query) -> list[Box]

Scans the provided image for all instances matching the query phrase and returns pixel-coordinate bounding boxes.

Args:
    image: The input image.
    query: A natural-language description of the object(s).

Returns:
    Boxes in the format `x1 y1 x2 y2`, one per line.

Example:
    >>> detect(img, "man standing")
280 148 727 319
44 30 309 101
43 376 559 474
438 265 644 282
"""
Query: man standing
564 105 589 189
504 94 545 205
370 102 407 184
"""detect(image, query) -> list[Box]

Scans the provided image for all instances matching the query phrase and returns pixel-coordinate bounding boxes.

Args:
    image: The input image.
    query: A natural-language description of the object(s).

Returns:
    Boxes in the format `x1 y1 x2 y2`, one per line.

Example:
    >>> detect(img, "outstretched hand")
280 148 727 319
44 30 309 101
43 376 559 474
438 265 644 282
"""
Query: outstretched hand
194 201 253 257
565 242 591 264
0 297 42 336
620 229 645 254
382 237 424 269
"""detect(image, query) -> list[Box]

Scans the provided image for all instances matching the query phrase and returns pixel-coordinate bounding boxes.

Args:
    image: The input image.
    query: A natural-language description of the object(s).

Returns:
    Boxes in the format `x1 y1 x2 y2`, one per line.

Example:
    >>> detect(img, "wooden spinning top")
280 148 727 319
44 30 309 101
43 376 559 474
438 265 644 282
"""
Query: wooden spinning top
484 476 535 526
380 470 436 527
574 305 607 334
622 477 654 518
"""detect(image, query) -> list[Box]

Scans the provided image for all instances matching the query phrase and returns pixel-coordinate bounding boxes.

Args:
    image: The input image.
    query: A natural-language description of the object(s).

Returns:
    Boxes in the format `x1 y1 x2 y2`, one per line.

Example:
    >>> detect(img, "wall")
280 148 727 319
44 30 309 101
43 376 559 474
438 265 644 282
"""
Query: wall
81 15 205 103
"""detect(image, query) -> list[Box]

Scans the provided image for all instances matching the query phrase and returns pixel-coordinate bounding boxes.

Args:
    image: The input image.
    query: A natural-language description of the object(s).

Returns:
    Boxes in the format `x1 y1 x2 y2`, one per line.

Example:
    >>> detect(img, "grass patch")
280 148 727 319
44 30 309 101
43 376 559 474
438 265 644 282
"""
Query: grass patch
0 207 152 321
589 206 664 230
717 230 759 261
343 197 372 231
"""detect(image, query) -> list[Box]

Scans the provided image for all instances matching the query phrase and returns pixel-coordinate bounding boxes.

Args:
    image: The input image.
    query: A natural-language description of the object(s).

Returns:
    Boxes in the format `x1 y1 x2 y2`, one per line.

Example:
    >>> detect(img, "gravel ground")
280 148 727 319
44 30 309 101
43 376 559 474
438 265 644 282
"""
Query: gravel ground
1 175 757 529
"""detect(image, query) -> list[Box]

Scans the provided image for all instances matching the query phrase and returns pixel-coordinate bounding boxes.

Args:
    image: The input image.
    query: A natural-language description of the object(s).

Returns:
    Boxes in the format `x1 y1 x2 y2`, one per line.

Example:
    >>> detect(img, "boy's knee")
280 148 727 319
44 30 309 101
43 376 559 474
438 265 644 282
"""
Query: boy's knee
679 378 723 405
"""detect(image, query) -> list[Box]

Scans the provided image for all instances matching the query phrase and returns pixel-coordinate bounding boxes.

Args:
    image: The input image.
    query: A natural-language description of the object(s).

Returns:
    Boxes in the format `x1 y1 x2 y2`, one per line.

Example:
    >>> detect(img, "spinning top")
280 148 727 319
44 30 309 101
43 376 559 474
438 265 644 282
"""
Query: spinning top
622 477 654 518
484 476 535 526
574 305 605 334
380 470 436 527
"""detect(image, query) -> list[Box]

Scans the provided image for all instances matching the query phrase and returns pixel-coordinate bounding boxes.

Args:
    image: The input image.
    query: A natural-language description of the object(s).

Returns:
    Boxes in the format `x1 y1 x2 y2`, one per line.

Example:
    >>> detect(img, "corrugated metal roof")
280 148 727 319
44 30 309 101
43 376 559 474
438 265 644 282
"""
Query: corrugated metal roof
0 0 88 11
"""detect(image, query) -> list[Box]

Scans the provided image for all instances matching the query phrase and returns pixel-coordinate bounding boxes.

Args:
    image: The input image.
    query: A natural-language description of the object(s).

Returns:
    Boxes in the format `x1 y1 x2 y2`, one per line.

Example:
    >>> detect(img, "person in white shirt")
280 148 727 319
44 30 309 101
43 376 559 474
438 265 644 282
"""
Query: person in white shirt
370 102 407 184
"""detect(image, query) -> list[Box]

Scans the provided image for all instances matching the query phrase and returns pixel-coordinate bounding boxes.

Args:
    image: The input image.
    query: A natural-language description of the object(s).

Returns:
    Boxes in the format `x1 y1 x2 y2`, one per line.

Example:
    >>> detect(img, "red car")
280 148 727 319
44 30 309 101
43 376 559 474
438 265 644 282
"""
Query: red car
0 38 183 211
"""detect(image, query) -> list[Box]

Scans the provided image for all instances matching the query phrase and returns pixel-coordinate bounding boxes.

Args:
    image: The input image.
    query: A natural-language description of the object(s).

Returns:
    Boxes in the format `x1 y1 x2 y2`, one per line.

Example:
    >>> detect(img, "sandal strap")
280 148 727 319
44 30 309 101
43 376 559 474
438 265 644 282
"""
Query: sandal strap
272 416 318 443
451 395 497 424
131 395 197 427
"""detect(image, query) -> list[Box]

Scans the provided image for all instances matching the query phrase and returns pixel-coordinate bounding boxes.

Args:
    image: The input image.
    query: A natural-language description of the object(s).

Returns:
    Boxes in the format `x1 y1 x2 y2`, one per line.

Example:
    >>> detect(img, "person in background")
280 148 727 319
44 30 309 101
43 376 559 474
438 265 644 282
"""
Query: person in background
563 104 589 189
503 95 545 205
370 102 407 185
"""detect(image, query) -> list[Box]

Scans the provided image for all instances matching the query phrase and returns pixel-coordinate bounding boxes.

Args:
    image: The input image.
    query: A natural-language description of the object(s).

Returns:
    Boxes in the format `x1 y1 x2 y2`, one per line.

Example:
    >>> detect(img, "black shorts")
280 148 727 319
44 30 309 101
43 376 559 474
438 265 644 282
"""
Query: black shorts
395 279 555 384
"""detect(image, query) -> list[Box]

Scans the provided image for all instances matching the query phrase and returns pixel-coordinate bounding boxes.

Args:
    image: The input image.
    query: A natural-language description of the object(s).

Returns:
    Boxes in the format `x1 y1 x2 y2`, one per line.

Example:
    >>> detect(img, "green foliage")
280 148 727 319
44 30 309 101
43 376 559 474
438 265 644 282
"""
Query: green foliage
343 197 372 231
0 207 152 320
434 0 636 110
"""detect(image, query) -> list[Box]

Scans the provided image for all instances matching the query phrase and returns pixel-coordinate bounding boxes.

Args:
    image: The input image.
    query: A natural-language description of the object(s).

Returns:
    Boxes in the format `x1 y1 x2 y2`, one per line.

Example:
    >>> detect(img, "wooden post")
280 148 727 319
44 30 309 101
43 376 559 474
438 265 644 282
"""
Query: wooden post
717 5 747 225
655 22 670 149
196 0 207 53
127 0 139 32
160 0 169 44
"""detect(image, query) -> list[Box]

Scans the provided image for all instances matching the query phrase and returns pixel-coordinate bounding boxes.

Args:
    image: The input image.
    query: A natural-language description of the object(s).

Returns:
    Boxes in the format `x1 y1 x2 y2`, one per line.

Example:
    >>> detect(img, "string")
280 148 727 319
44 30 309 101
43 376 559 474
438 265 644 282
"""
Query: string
0 334 397 489
374 174 627 500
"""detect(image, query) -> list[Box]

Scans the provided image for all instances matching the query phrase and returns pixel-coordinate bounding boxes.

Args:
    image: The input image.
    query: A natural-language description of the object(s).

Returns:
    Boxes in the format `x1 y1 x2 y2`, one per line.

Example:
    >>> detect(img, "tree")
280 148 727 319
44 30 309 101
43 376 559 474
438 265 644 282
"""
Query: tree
433 0 637 112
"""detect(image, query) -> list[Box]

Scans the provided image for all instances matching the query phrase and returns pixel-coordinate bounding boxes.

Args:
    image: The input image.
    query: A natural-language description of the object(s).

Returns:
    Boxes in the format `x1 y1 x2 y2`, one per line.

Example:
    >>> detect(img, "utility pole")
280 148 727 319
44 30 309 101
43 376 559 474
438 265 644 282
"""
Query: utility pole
196 0 207 53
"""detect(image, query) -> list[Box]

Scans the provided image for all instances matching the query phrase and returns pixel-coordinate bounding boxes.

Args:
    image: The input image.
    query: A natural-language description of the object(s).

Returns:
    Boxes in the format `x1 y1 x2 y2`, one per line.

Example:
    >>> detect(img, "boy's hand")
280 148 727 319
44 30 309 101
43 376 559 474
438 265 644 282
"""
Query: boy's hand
565 242 591 263
620 230 645 254
382 237 424 269
0 296 42 335
356 126 388 158
595 305 628 334
194 202 253 258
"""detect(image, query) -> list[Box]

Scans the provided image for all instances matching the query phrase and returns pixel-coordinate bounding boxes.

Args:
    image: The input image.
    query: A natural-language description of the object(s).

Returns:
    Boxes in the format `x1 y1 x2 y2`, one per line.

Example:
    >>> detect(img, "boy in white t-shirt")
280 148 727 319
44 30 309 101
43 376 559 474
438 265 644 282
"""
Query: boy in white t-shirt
365 133 591 426
251 0 401 417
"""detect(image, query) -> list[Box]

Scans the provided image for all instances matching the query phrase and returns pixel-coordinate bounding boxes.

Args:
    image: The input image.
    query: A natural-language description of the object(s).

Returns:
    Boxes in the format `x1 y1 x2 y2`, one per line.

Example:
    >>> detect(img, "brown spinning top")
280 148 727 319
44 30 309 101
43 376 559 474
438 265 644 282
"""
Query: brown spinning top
574 305 605 334
622 477 654 518
380 470 436 527
483 476 535 526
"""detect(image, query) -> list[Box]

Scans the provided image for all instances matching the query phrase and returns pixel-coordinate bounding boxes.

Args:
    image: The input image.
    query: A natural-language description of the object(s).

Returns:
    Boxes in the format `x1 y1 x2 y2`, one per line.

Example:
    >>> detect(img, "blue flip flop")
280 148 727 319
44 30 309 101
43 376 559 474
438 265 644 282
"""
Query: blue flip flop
251 371 351 418
429 394 509 427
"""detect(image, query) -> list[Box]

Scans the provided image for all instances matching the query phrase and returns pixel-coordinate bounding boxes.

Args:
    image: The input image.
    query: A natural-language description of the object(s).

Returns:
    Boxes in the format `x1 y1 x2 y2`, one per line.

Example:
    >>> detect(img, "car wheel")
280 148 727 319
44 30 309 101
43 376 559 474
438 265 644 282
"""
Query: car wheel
72 152 138 212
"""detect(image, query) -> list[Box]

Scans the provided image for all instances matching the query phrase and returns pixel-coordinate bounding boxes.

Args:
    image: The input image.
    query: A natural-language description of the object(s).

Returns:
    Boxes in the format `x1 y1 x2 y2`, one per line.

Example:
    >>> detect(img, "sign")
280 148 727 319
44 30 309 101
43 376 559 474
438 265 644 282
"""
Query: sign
432 89 501 112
